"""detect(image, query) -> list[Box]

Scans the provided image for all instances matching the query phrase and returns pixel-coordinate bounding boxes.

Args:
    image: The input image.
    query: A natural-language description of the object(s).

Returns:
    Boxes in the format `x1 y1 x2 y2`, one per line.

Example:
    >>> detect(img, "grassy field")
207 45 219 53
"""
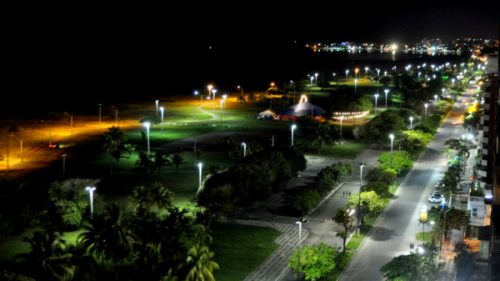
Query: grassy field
0 229 83 262
211 223 281 281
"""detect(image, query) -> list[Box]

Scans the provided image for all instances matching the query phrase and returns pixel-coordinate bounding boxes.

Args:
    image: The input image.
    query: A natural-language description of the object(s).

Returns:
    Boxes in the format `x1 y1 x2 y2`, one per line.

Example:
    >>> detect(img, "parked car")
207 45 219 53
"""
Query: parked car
428 191 444 203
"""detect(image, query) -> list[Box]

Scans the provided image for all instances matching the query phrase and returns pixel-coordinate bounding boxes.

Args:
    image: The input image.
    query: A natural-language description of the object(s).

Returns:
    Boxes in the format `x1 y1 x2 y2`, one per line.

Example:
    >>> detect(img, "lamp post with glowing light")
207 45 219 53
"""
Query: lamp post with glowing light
212 89 218 110
295 218 307 280
384 89 389 107
85 186 96 218
389 133 395 168
409 116 414 129
155 100 159 117
143 122 151 155
291 124 297 146
424 103 429 119
419 206 428 243
374 94 379 111
345 69 349 79
160 106 165 132
314 72 319 85
357 163 365 235
241 142 247 157
197 162 203 192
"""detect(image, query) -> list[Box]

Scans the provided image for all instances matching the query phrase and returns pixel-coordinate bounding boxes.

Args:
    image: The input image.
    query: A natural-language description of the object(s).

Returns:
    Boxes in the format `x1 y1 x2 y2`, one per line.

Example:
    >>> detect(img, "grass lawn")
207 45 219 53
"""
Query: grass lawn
211 223 281 281
0 229 84 262
416 231 433 243
325 142 366 159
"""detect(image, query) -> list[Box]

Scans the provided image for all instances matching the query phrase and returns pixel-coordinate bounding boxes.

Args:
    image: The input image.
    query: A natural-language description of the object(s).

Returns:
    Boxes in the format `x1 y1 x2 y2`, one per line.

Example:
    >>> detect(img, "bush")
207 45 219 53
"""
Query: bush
289 189 322 216
364 181 391 198
378 151 414 175
366 167 396 186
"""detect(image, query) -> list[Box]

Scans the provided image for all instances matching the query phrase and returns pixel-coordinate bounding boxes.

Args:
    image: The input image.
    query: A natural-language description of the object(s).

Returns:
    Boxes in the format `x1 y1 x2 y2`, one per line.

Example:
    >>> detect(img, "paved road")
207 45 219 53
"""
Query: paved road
340 98 471 281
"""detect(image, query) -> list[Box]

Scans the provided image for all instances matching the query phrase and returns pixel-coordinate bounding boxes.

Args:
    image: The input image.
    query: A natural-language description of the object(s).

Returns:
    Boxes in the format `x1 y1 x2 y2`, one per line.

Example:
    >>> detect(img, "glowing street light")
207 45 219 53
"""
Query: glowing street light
85 186 96 218
241 142 247 157
374 93 379 111
295 218 307 278
345 69 349 79
309 76 314 84
384 89 389 107
424 103 429 119
160 106 165 132
357 162 365 235
376 68 380 78
434 94 438 103
197 162 203 192
212 89 218 109
389 134 395 153
155 99 159 117
314 72 319 84
143 121 151 155
409 116 414 129
291 124 297 146
354 79 358 93
419 206 428 242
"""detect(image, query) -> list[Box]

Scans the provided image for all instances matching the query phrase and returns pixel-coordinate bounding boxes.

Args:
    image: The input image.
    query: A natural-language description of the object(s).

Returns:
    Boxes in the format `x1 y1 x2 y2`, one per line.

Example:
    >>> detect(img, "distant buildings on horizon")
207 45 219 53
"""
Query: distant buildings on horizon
305 38 499 56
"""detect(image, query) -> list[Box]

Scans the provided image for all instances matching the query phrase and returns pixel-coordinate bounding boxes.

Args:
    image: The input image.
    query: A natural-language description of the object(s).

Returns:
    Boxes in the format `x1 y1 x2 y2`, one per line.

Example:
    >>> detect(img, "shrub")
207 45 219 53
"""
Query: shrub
289 189 322 216
378 151 414 175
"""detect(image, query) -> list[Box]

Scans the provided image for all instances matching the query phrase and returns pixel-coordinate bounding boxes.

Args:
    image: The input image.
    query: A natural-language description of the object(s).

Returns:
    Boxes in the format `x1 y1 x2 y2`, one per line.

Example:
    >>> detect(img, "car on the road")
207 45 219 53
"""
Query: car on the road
428 191 444 203
434 181 445 190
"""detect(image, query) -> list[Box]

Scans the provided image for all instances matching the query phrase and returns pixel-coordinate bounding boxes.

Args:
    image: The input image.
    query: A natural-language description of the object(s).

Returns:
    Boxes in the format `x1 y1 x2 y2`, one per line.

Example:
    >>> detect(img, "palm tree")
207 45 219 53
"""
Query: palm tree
154 151 172 174
172 153 185 170
129 183 174 215
102 126 126 172
180 244 219 281
78 203 136 265
16 231 74 281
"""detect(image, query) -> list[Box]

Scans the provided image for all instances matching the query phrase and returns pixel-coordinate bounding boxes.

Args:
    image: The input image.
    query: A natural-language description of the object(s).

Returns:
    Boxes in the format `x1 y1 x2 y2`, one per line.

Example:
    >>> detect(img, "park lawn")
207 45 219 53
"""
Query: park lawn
416 231 433 243
0 229 84 262
211 223 281 281
327 142 366 159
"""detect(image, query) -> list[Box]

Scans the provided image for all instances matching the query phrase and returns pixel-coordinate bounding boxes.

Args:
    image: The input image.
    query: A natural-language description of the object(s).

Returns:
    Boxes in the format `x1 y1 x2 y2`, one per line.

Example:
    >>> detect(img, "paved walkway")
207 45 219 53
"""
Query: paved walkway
233 220 309 281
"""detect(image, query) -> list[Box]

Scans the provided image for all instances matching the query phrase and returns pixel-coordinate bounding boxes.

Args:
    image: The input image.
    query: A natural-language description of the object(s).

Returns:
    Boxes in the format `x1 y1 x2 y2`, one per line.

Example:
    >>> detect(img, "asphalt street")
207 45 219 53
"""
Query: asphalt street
340 96 471 281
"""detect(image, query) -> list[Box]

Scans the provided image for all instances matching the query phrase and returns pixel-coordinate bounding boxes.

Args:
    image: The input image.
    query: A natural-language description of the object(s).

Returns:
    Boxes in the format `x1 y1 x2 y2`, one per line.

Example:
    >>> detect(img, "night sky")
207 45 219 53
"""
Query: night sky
5 1 499 111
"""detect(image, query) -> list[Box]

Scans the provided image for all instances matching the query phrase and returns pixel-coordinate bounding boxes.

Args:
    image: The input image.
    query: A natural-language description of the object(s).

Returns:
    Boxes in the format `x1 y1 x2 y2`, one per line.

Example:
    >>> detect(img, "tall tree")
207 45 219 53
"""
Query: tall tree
312 123 338 153
333 208 354 252
102 126 126 171
172 153 185 170
78 203 136 265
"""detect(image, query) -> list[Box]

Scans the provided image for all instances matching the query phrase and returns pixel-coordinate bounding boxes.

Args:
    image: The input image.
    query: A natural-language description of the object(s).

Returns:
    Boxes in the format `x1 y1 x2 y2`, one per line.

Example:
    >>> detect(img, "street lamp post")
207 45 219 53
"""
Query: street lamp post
197 162 203 192
291 124 297 146
62 154 67 178
98 103 102 126
241 142 247 157
384 89 389 108
389 134 395 167
155 99 159 117
345 69 349 79
296 218 307 279
314 72 319 85
409 116 414 129
419 206 428 243
424 103 429 119
434 94 438 103
143 122 151 155
212 89 218 110
357 163 365 235
85 186 96 218
374 94 379 111
160 106 165 132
